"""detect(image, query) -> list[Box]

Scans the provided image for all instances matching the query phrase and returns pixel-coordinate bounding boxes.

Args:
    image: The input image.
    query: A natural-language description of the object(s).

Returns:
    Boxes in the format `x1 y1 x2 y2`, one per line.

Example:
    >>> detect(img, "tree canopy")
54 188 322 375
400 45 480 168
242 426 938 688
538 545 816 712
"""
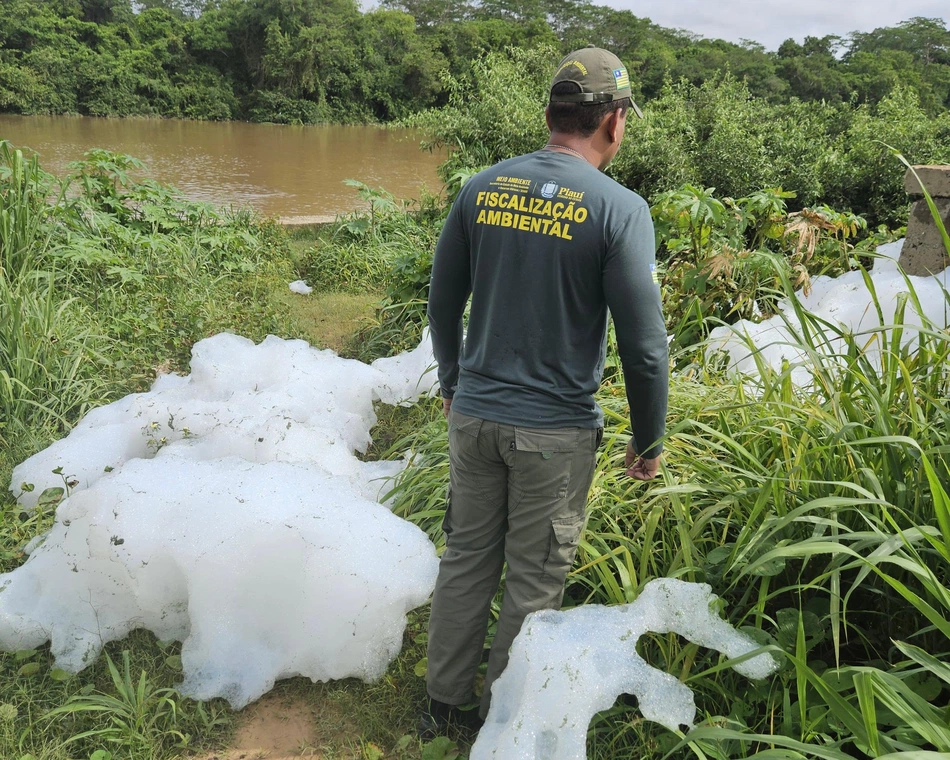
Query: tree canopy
0 0 948 123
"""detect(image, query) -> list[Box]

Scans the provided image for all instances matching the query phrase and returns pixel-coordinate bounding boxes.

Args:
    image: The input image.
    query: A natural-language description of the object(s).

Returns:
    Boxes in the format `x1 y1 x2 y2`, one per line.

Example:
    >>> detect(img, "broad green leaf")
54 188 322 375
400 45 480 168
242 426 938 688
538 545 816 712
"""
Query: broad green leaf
421 737 459 760
16 662 41 677
36 486 65 510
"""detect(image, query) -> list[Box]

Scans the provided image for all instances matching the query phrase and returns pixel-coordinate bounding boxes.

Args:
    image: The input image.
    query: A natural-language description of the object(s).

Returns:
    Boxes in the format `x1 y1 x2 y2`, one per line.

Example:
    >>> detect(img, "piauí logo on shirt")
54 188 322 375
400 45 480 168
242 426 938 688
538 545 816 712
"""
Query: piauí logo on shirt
541 181 559 198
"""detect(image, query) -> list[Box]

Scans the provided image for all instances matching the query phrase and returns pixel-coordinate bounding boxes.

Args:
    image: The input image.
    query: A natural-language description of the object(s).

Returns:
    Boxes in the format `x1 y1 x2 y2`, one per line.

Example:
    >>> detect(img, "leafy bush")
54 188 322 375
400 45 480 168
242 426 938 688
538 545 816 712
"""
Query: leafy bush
616 78 950 228
651 183 872 349
404 46 553 186
246 90 328 125
410 54 950 228
829 86 950 227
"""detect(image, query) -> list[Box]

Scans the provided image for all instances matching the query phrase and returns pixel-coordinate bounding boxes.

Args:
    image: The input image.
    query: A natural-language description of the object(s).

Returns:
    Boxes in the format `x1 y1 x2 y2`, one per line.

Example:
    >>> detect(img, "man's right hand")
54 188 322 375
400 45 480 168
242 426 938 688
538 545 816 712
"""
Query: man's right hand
624 439 660 481
442 397 452 418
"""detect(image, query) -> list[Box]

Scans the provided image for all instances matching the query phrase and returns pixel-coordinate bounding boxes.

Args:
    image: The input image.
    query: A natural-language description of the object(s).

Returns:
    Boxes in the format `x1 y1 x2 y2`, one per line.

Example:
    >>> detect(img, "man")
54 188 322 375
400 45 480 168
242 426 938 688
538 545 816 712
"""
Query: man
422 46 670 735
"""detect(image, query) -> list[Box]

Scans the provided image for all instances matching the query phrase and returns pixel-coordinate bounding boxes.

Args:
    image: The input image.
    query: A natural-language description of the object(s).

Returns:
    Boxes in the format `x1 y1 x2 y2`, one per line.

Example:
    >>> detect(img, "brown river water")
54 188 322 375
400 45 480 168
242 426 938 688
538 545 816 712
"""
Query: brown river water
0 115 445 220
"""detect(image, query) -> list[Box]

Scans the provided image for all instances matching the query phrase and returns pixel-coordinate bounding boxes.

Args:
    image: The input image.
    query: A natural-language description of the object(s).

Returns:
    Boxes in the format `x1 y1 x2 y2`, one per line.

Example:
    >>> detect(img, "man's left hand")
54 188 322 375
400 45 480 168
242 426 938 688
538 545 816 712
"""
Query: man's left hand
442 397 452 418
625 439 660 481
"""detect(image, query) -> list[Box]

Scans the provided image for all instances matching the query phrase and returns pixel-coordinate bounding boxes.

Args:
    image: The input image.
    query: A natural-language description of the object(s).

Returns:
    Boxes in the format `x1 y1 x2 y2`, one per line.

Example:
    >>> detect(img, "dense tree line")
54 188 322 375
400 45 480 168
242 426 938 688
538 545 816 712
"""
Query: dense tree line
0 0 949 124
407 47 950 229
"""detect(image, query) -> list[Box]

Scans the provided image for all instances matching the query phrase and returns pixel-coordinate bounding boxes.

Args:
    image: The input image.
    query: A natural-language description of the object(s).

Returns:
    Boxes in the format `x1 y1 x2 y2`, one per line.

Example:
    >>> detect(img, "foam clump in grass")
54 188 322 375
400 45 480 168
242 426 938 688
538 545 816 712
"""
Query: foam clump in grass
474 578 777 760
1 332 439 707
708 239 950 381
289 279 313 295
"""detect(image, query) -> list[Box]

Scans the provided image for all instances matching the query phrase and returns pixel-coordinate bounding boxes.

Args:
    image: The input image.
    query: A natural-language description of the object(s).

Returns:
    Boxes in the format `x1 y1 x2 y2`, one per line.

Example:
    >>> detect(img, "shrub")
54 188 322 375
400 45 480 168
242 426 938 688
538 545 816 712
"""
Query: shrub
246 90 328 125
404 46 553 186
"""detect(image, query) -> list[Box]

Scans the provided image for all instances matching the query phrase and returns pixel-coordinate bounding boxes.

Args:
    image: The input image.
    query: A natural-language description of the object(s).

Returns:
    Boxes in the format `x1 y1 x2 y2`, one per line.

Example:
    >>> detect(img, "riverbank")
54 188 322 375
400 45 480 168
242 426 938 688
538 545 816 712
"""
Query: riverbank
278 214 338 226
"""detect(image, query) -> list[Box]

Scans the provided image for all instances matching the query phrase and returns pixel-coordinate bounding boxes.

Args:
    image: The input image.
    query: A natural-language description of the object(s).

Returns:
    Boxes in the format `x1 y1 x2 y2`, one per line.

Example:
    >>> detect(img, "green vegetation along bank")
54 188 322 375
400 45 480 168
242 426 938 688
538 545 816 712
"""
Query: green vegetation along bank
407 46 950 231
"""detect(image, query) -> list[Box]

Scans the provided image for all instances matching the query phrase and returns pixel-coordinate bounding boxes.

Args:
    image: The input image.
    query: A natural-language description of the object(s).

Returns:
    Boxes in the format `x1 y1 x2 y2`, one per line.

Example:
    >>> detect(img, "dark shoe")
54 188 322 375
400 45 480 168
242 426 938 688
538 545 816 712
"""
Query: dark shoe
417 697 484 739
417 697 452 739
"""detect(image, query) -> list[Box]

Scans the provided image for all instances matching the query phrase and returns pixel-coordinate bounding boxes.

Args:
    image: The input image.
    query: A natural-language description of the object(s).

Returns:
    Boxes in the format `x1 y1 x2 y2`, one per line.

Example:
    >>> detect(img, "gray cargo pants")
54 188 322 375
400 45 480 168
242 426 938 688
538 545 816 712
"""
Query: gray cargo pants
426 410 601 719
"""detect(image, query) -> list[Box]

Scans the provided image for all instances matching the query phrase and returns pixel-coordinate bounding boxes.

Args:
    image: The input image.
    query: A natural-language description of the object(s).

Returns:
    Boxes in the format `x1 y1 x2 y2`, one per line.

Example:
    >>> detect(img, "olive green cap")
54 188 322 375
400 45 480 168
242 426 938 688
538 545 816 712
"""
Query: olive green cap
549 45 644 118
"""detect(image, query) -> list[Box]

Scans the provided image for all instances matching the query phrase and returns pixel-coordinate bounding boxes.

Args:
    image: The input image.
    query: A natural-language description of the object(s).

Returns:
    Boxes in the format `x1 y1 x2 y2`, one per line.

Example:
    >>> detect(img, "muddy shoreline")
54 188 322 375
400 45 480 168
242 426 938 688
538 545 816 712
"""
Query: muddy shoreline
277 214 339 226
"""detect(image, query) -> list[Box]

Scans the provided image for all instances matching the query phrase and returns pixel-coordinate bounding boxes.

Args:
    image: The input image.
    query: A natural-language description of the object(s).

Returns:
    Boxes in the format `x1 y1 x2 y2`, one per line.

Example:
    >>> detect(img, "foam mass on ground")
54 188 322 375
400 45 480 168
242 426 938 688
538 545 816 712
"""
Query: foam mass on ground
473 579 778 760
1 332 441 707
708 240 950 380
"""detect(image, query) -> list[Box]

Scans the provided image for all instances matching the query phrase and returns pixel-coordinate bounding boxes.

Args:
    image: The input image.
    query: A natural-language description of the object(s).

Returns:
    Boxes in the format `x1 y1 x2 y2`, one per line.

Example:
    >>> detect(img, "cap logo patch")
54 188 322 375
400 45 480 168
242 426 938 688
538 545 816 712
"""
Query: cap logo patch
613 67 630 89
557 59 588 76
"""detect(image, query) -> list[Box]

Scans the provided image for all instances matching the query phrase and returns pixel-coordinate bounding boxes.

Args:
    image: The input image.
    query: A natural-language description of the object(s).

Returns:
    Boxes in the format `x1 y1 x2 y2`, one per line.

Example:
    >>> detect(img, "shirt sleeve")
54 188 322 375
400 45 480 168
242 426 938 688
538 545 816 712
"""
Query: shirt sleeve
603 202 669 459
427 195 472 399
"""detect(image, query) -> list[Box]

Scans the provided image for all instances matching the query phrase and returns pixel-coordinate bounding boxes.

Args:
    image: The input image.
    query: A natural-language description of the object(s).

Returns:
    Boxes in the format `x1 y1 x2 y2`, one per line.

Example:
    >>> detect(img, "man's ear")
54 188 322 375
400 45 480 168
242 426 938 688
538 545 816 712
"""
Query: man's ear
604 108 624 143
544 105 552 131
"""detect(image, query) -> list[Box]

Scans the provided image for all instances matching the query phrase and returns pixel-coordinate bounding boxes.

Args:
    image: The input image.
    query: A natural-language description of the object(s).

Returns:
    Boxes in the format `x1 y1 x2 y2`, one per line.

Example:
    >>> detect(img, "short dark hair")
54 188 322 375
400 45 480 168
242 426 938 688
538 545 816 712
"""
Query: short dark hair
547 82 631 137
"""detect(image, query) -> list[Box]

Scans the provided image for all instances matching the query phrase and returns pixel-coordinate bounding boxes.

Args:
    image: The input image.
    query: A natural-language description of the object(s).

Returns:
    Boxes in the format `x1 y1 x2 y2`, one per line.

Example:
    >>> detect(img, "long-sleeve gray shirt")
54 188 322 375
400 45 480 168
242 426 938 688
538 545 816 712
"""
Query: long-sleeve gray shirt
427 150 669 457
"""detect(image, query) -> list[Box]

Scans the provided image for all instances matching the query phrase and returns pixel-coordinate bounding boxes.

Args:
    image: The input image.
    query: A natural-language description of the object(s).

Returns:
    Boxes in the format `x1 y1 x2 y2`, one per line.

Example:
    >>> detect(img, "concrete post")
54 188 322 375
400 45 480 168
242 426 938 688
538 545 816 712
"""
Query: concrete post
898 165 950 276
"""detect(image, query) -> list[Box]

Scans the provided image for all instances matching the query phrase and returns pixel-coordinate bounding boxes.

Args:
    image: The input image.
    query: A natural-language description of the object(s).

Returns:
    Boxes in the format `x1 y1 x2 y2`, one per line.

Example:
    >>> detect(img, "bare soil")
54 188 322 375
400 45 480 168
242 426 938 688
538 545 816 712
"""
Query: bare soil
194 688 358 760
278 215 339 227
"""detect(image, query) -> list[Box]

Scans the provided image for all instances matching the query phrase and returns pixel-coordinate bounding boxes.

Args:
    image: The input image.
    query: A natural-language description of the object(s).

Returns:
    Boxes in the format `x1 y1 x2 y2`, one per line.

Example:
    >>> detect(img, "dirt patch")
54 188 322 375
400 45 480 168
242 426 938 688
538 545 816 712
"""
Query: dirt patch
194 692 319 758
193 686 363 760
233 692 317 756
278 215 339 227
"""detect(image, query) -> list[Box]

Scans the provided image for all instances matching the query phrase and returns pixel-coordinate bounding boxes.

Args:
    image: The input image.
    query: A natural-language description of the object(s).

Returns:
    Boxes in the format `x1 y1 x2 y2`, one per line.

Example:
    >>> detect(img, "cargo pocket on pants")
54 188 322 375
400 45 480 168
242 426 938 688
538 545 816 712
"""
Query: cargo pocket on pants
542 513 585 580
513 428 580 501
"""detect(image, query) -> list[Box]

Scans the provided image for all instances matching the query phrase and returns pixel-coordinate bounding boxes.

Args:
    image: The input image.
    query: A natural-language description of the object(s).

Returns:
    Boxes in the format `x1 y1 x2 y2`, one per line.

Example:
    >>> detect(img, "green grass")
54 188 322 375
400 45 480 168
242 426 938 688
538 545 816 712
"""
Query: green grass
277 287 381 354
384 266 950 757
0 632 231 760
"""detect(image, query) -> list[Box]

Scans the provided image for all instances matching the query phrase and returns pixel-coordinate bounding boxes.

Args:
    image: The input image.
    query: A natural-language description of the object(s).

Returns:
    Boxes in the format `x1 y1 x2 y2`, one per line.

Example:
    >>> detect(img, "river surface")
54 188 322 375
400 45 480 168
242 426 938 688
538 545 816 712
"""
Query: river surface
0 115 444 219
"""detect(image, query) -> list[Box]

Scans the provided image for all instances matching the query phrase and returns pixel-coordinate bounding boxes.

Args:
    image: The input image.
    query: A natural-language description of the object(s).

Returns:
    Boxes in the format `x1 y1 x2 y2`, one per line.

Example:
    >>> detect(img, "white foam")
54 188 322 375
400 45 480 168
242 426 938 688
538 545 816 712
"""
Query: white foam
288 280 313 295
707 239 950 381
2 332 439 707
473 579 777 759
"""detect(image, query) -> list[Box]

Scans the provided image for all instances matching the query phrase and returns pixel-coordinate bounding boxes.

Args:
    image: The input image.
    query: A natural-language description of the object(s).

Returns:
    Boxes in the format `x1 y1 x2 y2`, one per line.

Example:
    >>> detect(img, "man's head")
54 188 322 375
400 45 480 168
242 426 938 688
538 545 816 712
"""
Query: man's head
546 46 643 137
